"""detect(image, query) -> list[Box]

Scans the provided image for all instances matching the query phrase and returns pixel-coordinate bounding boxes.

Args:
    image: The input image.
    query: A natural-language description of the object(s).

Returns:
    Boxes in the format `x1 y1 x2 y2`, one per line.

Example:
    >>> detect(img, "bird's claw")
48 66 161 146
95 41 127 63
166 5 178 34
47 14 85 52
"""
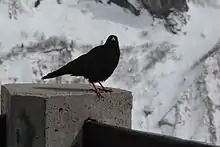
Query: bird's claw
96 92 104 98
88 89 104 98
88 86 113 98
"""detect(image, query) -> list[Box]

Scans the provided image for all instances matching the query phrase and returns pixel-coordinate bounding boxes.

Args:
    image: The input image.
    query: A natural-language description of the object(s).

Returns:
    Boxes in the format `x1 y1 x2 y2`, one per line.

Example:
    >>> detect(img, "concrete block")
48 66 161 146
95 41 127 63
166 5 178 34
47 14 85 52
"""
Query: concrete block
1 83 132 147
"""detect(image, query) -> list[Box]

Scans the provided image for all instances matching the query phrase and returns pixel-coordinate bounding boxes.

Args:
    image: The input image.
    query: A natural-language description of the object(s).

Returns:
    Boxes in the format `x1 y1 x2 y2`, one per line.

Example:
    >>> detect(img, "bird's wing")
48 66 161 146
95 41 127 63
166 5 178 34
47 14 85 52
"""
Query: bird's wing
62 54 89 76
85 45 106 61
58 45 104 77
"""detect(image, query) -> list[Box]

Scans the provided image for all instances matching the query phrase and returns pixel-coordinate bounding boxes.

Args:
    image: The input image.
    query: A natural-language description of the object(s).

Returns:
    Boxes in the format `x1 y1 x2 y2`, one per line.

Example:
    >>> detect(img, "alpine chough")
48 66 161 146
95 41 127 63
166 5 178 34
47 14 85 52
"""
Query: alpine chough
42 35 120 98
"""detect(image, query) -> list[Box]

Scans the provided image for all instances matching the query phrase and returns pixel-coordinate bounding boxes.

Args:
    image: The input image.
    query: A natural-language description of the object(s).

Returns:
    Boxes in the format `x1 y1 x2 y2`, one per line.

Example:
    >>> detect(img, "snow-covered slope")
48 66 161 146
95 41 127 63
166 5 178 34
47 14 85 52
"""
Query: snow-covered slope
1 0 220 145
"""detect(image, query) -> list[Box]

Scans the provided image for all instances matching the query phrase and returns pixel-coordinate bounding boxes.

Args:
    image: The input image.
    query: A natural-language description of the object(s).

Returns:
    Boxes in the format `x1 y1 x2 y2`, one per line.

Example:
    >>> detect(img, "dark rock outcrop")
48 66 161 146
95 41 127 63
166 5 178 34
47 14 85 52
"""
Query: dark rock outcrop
139 0 189 34
140 0 188 18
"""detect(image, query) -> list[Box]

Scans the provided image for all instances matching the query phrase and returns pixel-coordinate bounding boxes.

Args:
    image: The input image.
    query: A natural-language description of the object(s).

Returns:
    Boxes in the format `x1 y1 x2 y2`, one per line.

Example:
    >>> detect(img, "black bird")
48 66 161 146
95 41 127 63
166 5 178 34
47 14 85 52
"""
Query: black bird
42 35 120 98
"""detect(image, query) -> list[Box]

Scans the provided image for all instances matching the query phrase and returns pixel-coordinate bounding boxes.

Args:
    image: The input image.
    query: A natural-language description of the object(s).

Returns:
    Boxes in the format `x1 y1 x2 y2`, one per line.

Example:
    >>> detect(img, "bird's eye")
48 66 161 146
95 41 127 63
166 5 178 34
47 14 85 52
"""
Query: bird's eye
111 37 116 41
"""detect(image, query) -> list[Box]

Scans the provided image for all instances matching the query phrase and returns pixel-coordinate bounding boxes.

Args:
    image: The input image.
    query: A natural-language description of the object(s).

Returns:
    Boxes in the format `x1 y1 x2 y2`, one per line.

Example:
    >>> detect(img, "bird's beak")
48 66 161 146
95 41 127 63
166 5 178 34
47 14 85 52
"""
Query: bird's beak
111 37 116 41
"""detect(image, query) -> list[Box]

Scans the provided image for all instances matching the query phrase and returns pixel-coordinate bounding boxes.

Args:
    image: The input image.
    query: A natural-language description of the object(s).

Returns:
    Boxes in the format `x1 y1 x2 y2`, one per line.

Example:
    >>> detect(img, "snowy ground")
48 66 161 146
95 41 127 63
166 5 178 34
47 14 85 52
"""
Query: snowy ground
1 0 220 145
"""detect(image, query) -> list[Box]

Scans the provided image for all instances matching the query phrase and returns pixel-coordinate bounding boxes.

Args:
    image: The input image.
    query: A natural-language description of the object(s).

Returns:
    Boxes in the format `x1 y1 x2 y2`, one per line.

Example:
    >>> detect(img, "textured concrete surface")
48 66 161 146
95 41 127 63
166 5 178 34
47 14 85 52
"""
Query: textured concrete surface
1 83 132 147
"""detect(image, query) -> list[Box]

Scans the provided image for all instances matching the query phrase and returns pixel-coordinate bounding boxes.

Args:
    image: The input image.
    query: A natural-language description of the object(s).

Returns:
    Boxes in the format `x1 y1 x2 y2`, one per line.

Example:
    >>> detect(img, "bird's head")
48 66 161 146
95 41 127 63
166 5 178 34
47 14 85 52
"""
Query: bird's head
105 35 119 46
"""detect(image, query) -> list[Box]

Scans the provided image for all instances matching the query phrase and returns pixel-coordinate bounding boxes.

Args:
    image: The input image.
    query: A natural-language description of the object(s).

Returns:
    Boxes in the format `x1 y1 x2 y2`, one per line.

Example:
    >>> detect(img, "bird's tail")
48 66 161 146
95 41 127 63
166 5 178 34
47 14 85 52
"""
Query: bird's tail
42 68 66 79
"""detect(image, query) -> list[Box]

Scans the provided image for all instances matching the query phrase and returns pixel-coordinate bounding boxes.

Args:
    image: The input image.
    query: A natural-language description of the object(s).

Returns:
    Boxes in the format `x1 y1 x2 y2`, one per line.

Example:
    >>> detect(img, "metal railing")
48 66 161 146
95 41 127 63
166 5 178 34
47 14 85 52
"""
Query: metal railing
72 118 217 147
1 115 218 147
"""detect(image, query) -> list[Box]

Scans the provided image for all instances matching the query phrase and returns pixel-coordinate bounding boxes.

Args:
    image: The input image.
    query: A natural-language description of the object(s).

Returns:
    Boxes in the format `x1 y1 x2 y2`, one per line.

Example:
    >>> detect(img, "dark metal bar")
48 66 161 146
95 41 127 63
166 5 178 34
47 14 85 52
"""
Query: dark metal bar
82 118 217 147
0 114 6 147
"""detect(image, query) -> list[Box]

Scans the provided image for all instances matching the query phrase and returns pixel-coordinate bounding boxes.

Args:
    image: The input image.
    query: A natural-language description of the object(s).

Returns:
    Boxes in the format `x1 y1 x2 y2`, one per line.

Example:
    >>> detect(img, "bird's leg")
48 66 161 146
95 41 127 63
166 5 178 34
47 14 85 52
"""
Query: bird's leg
98 82 113 93
89 82 104 98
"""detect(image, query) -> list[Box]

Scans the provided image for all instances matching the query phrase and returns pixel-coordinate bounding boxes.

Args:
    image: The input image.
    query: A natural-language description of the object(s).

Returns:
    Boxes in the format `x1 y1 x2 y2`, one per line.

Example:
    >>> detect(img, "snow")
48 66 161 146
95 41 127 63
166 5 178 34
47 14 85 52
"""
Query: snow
1 0 220 145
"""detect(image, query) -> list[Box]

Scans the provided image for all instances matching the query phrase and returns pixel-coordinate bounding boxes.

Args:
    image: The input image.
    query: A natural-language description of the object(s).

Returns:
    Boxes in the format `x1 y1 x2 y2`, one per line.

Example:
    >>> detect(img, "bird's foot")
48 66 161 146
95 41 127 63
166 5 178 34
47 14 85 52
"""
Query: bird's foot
88 89 104 98
88 89 104 93
94 91 104 98
98 88 113 93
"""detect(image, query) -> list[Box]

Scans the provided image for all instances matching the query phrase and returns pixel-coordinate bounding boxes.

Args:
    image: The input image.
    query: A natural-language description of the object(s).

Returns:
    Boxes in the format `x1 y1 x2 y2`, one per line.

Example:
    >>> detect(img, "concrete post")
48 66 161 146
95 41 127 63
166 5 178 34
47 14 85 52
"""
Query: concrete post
1 83 132 147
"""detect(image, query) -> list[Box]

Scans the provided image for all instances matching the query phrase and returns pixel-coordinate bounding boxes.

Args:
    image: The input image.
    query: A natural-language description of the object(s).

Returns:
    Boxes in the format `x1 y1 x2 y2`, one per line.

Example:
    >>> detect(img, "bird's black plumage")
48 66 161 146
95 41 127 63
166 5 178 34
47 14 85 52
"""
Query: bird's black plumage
42 35 120 97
